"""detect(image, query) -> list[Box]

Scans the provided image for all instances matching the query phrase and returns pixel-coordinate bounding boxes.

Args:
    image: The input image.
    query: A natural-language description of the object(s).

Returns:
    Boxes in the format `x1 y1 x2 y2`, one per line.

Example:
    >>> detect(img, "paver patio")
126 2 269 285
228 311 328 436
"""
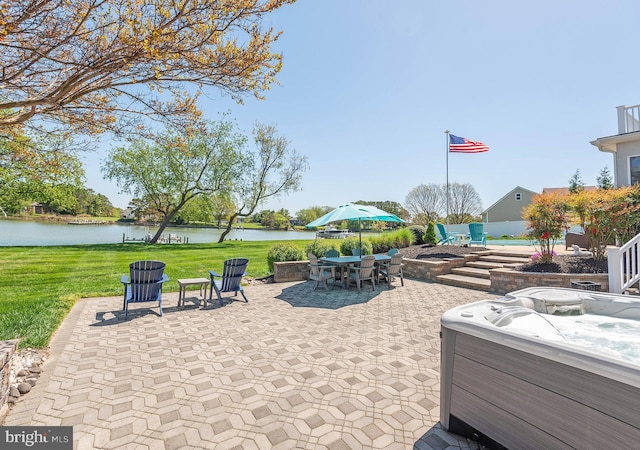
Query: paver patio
5 279 499 449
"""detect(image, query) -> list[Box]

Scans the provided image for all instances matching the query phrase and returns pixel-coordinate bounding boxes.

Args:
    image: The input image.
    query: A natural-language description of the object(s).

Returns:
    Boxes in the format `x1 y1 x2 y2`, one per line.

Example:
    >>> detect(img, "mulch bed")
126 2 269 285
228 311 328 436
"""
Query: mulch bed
398 244 485 260
398 244 609 274
519 256 608 274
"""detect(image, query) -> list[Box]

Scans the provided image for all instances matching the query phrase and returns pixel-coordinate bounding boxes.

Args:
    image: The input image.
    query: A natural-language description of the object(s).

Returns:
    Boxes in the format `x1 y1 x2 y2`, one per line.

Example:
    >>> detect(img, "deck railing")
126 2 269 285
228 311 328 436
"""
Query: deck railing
607 232 640 293
617 104 640 134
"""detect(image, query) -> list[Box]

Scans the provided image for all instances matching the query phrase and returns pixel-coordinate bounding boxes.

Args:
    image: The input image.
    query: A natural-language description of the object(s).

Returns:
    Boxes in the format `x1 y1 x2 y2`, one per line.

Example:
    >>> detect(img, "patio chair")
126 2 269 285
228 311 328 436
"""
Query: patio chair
436 224 455 245
325 249 340 258
347 255 376 292
308 253 335 290
324 249 344 283
352 248 362 256
209 258 249 307
565 232 589 250
387 248 399 256
468 222 487 246
378 253 404 288
121 260 169 320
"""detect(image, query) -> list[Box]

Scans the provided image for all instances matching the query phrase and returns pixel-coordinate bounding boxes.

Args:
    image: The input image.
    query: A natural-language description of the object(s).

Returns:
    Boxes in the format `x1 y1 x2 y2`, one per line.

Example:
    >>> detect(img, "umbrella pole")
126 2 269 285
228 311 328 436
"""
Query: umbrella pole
359 218 362 258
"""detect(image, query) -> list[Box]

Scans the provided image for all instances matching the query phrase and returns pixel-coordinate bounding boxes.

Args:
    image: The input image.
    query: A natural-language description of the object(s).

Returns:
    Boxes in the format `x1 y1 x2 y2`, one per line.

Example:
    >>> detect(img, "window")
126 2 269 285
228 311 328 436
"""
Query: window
631 156 640 185
515 193 522 201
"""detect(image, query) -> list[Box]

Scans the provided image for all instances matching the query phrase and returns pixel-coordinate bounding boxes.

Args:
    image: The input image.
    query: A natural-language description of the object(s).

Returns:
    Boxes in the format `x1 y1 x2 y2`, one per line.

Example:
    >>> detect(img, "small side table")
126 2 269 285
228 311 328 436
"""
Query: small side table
177 278 210 307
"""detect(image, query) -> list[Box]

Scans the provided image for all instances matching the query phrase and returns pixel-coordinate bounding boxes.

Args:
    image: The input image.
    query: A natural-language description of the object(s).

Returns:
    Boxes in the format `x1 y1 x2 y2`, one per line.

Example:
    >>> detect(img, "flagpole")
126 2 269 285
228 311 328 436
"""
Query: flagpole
444 130 450 234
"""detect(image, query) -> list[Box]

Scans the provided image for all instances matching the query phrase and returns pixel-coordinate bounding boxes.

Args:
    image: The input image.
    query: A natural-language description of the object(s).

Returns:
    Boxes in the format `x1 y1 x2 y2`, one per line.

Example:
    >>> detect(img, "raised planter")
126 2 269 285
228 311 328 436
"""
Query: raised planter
489 267 609 295
273 261 310 283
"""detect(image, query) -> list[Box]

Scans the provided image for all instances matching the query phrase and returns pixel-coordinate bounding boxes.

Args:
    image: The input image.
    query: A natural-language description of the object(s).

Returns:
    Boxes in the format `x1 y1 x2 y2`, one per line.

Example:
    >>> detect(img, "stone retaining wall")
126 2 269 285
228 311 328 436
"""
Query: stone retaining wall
0 340 17 422
489 268 609 295
273 261 310 283
402 256 478 281
272 257 610 296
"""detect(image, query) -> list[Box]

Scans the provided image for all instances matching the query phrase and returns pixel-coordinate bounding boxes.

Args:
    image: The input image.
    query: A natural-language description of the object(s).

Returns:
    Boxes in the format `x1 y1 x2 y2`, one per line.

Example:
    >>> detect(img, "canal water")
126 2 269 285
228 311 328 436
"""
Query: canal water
0 220 317 246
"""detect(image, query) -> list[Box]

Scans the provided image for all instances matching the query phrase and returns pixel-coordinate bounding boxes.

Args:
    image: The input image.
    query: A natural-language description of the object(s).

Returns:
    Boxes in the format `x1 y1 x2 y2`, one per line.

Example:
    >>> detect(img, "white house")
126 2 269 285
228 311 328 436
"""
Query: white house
591 104 640 186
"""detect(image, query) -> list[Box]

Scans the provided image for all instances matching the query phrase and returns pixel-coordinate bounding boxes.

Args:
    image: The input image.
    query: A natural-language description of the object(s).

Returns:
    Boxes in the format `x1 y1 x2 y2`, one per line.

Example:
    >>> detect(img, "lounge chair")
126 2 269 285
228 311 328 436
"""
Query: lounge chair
209 258 249 307
436 224 455 245
565 232 589 250
121 260 169 320
468 222 487 246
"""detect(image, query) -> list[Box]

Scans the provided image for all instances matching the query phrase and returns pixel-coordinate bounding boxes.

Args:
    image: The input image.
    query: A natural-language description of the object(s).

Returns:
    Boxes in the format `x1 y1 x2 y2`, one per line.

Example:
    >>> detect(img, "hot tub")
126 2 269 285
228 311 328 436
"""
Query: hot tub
440 287 640 449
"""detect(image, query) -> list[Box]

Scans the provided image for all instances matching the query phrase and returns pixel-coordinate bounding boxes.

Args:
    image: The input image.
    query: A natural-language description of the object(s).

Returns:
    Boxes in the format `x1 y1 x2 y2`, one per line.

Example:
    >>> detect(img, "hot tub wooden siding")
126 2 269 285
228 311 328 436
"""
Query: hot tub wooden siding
441 330 640 449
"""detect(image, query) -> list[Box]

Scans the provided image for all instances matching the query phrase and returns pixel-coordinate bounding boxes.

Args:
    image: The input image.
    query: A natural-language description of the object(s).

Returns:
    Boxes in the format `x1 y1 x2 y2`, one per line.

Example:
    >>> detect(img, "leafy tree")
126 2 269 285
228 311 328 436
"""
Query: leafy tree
126 196 164 222
43 187 114 216
261 211 289 229
296 206 333 226
0 128 84 214
210 194 236 228
568 169 585 194
102 119 246 243
355 200 410 221
447 182 483 224
597 166 614 190
218 123 308 242
0 0 295 139
524 193 569 263
404 184 444 224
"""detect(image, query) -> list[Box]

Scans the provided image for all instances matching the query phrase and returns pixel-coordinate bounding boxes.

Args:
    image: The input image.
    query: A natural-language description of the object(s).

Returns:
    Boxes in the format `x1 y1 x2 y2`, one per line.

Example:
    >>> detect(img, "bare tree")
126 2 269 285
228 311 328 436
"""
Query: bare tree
218 123 308 242
0 0 295 138
447 182 483 224
404 184 444 224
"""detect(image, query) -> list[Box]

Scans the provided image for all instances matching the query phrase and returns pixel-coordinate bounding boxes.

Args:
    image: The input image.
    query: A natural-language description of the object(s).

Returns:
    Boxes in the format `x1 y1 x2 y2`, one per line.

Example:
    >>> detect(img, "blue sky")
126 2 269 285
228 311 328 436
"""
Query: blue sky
84 0 640 215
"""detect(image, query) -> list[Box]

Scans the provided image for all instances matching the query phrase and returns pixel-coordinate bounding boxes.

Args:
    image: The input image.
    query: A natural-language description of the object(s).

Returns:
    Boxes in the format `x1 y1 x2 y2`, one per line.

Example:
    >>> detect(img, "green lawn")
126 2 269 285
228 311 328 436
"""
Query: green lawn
0 240 311 348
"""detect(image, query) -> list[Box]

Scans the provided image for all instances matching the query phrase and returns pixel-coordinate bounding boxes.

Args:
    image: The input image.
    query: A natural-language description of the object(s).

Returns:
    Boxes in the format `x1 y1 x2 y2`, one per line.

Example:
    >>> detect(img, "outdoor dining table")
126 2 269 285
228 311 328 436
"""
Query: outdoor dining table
319 254 392 289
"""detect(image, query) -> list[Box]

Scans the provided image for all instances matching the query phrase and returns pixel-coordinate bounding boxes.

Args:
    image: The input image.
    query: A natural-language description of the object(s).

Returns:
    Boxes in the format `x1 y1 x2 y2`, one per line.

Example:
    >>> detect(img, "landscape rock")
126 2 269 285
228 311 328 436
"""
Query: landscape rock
16 383 31 394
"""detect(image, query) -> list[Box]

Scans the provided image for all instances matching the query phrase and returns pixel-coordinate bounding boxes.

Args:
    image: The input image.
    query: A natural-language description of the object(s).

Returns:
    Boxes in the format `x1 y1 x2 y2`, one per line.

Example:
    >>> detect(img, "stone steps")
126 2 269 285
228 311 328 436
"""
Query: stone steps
436 273 492 290
466 261 506 270
479 255 531 265
436 250 533 291
451 266 491 279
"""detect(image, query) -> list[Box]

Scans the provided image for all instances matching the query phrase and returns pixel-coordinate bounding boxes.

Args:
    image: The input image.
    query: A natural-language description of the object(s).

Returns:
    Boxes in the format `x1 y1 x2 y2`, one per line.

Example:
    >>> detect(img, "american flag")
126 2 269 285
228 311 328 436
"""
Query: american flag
449 134 489 153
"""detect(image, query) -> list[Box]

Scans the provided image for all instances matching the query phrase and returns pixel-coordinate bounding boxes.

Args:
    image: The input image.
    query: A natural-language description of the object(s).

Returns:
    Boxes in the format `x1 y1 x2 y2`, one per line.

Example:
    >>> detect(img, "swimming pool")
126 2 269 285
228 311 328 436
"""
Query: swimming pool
485 239 565 246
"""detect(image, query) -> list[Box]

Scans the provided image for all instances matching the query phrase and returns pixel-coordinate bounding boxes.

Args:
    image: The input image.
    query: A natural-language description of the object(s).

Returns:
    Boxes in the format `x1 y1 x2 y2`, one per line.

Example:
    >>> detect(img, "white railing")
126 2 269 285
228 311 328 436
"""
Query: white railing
607 233 640 293
617 104 640 134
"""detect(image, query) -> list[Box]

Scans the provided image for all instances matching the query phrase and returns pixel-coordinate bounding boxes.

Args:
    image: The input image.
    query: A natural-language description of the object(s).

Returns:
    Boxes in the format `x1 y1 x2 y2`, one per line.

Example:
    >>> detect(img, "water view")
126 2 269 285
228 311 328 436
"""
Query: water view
0 219 317 246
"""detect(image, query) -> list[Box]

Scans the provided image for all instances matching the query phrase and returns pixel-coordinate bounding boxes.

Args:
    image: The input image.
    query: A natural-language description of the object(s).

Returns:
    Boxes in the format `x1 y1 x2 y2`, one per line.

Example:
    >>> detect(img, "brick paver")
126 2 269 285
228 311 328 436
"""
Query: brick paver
5 279 499 449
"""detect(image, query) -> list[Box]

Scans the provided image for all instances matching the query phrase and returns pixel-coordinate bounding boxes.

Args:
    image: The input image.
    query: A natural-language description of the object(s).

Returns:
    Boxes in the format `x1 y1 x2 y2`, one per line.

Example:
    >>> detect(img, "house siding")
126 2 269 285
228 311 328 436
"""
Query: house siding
613 141 640 187
482 188 536 223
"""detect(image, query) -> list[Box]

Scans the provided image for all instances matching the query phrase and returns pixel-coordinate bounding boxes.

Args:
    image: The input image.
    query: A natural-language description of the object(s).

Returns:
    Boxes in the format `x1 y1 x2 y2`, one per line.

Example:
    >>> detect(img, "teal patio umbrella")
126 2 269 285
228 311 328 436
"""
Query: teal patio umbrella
306 203 405 254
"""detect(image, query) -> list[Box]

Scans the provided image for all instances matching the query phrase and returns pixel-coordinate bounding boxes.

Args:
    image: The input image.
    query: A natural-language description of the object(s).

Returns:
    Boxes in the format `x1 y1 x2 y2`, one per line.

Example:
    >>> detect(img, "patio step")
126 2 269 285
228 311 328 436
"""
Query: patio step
451 266 491 279
436 273 492 290
484 250 534 259
434 250 532 291
466 260 506 270
479 255 531 265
